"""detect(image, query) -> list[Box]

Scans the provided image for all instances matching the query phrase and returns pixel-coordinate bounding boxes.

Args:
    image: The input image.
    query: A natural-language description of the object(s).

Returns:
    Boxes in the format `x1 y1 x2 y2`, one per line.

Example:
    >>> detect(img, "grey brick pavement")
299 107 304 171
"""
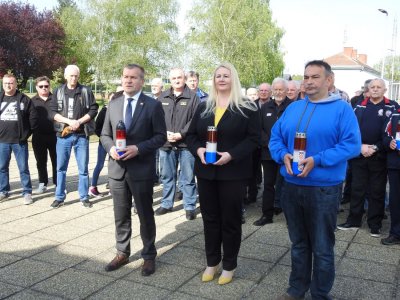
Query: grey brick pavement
0 141 399 299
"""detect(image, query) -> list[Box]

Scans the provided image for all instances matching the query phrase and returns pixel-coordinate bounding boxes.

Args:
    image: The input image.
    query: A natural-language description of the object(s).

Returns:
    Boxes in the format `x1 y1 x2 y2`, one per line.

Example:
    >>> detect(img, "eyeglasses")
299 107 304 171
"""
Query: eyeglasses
38 85 49 89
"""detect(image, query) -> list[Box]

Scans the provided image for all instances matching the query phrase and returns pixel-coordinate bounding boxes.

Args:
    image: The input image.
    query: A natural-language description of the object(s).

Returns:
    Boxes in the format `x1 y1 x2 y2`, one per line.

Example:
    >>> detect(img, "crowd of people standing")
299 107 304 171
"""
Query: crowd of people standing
1 59 399 300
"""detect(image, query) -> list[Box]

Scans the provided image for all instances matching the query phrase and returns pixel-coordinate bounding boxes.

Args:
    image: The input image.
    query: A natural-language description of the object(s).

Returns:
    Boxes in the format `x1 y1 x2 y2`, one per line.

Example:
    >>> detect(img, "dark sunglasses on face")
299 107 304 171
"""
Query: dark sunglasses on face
38 85 49 89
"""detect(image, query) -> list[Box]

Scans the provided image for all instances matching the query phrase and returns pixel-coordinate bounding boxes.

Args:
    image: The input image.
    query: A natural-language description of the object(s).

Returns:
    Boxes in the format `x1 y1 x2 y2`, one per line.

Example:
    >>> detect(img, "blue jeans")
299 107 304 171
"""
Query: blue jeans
281 181 340 300
159 148 197 210
55 135 89 201
91 142 107 186
0 142 32 195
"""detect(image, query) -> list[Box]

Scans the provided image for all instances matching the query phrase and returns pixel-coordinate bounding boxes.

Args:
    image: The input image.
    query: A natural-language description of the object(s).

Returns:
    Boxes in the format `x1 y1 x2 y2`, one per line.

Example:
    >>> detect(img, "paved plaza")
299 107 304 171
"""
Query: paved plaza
0 141 399 299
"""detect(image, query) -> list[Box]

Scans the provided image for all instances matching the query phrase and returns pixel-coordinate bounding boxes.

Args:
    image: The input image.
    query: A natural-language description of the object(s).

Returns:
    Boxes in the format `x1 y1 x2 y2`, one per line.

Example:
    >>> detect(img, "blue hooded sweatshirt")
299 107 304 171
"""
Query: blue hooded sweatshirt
269 94 361 186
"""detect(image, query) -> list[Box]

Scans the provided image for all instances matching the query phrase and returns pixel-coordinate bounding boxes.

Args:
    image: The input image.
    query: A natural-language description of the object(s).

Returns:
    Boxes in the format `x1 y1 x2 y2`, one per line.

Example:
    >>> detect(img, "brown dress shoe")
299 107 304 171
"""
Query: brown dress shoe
104 254 129 272
141 259 155 276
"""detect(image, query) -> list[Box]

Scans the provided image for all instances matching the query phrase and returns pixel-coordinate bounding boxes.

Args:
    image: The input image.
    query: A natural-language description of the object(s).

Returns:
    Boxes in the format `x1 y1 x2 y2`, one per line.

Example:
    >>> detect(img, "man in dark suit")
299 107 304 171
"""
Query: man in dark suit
100 64 166 275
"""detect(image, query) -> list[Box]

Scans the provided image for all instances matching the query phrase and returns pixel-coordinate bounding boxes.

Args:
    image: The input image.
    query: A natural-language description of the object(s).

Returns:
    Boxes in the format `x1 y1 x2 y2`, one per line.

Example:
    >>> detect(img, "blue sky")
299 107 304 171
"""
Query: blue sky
24 0 400 74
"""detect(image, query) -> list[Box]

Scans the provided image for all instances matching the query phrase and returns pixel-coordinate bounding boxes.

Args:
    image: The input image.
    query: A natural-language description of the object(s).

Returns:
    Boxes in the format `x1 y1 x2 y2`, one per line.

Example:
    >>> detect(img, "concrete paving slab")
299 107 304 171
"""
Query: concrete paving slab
65 230 116 250
158 245 206 270
30 223 94 243
32 268 114 299
239 241 288 263
0 281 23 298
345 242 400 265
0 212 22 224
246 227 291 247
0 252 22 268
165 291 210 300
336 257 397 283
259 264 291 287
156 225 198 244
0 218 54 235
32 244 104 267
124 261 199 290
246 281 290 300
0 230 21 243
6 289 64 300
235 257 273 282
0 259 65 287
180 233 204 250
332 276 395 299
163 215 204 233
87 279 170 300
0 236 58 257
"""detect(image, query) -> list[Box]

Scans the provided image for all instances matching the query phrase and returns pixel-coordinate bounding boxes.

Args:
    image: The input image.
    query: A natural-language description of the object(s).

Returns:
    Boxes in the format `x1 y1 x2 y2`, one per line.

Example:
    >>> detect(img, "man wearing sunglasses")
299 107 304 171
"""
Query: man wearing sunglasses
0 74 38 204
31 76 57 194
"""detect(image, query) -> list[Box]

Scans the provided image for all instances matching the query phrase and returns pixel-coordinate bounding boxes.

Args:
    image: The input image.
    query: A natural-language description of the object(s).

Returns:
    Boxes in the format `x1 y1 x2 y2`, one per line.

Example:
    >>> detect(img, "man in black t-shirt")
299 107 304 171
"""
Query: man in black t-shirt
0 74 38 204
31 76 57 194
49 65 98 209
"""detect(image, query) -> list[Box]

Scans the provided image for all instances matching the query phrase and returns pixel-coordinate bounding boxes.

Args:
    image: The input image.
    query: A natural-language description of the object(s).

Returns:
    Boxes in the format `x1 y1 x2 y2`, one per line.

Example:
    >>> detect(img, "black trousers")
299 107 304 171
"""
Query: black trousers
110 174 156 260
347 156 387 229
261 160 279 219
246 148 262 202
197 177 245 271
32 132 57 186
342 161 352 201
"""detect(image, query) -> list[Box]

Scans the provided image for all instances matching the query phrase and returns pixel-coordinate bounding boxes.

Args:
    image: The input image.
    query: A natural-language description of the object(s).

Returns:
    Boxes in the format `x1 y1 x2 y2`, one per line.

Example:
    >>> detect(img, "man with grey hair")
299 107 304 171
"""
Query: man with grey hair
258 83 272 106
254 77 292 226
338 78 399 237
287 80 301 101
246 87 259 101
150 77 163 99
49 64 98 208
156 68 200 220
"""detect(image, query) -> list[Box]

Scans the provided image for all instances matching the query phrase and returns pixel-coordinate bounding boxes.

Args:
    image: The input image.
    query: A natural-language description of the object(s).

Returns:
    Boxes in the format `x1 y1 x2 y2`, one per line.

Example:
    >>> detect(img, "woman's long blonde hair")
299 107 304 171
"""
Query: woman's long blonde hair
201 62 257 118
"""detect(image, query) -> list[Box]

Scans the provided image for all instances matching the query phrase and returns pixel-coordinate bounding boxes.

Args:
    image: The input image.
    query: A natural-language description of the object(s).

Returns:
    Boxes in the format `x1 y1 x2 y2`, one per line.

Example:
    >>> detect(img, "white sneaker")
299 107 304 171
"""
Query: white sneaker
35 183 47 194
23 194 33 205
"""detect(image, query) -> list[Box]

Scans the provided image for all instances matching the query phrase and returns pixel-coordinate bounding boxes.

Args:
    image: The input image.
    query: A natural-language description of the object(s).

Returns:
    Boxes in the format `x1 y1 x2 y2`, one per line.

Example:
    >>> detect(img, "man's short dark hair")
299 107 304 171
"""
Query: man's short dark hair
187 71 199 79
35 76 50 85
124 64 145 79
305 60 332 76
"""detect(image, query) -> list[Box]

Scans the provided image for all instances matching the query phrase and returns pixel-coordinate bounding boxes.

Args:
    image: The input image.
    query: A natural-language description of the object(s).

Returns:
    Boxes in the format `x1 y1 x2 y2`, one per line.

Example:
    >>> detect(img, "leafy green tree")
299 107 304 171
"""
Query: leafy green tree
56 3 92 83
187 0 284 87
58 0 179 87
374 55 400 82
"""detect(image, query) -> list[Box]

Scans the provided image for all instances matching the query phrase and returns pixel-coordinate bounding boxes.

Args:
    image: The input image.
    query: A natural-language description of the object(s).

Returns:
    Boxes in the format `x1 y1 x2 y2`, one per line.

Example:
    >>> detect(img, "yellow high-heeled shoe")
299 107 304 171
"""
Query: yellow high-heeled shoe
201 266 218 282
218 269 234 285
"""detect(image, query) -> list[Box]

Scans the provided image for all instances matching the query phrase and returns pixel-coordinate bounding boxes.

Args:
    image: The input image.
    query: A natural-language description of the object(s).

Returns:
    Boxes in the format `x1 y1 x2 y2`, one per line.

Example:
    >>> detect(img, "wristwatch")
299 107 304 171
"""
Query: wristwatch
371 145 378 151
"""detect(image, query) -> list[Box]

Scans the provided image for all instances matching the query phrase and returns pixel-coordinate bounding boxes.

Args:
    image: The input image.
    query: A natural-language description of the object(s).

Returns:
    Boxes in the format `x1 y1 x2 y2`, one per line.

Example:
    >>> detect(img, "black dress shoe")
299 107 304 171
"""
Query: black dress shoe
105 254 129 272
274 207 283 215
155 207 172 216
186 210 196 220
141 259 155 276
253 216 273 226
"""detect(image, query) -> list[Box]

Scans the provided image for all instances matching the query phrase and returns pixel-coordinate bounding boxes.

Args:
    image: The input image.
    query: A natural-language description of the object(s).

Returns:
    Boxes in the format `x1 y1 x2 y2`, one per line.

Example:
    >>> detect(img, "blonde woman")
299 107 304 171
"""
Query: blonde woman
186 62 260 284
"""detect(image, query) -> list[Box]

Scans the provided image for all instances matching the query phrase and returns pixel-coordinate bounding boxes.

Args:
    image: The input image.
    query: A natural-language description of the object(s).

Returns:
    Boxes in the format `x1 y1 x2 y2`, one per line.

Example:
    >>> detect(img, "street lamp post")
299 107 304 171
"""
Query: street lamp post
378 9 389 79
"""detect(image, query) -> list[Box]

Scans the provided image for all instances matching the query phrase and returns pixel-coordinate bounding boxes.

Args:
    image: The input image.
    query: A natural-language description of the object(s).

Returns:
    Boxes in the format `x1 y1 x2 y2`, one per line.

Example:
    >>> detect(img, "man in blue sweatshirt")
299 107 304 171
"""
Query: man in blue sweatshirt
270 60 361 300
